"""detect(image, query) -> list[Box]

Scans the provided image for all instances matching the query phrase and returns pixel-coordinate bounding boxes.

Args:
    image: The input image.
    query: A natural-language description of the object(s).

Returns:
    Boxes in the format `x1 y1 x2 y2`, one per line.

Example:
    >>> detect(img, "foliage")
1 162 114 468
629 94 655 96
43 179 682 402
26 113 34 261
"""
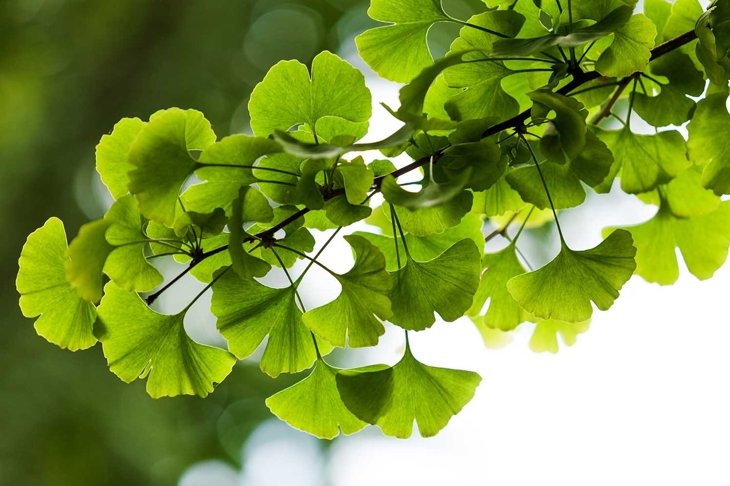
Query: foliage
16 0 730 440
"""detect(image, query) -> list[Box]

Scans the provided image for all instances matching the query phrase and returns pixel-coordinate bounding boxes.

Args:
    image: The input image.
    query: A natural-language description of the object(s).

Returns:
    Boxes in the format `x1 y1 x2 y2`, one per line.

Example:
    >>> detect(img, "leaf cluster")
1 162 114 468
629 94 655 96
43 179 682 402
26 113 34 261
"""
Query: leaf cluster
16 0 730 439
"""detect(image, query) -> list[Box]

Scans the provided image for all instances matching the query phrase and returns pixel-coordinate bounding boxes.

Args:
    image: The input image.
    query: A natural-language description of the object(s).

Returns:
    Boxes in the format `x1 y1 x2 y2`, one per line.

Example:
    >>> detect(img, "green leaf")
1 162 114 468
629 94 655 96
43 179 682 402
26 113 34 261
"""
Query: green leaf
389 239 481 330
695 0 730 84
529 90 588 165
266 361 366 439
302 235 392 347
529 320 591 353
17 218 97 351
211 271 319 377
128 108 216 226
183 135 281 216
471 176 527 217
336 157 374 205
507 161 587 210
336 346 481 438
634 51 705 127
248 51 371 140
599 128 690 194
688 94 730 195
468 243 529 332
382 173 471 210
355 0 450 82
608 201 730 284
437 139 504 191
663 166 721 218
66 219 114 303
595 14 656 78
324 196 372 226
507 230 637 322
390 191 474 236
443 60 519 122
97 283 235 398
96 117 145 199
228 188 271 279
103 196 163 292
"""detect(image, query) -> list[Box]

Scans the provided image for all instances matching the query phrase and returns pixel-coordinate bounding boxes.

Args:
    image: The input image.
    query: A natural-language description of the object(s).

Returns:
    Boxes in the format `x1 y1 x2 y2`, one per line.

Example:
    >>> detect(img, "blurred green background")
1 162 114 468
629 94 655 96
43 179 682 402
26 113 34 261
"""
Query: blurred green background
0 1 485 484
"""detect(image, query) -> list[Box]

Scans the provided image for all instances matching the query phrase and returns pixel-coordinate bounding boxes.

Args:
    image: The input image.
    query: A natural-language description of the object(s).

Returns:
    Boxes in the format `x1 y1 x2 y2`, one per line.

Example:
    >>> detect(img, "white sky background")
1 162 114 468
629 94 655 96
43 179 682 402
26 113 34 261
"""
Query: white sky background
180 1 730 484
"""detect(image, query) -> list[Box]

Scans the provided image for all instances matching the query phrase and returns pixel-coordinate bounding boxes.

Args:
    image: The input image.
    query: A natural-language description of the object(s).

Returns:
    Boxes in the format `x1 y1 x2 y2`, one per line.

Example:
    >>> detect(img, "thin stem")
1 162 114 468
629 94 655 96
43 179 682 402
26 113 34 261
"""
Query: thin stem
297 227 342 282
513 206 535 242
391 206 402 269
256 179 296 187
270 248 323 360
568 0 573 32
146 251 190 260
626 77 638 128
484 212 519 244
504 234 535 271
577 40 596 64
274 243 340 279
557 46 570 63
520 134 565 244
470 56 557 65
640 72 667 87
591 76 633 125
390 204 411 259
568 80 621 97
197 163 299 177
181 267 229 314
452 18 509 38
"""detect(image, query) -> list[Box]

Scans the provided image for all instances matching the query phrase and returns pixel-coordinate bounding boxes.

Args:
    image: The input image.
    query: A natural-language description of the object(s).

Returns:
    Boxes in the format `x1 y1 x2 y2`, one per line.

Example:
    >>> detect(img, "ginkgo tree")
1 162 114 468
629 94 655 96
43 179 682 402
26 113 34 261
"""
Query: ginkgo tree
16 0 730 439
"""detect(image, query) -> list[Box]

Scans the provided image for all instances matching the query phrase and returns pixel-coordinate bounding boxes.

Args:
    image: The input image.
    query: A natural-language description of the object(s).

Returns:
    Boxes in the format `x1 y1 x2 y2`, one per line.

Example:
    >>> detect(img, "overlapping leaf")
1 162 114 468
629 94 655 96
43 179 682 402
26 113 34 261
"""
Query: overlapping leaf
17 218 97 351
302 236 392 347
688 93 730 195
507 230 637 322
211 271 320 377
97 283 236 398
608 201 730 284
336 346 481 438
128 108 217 226
266 361 367 439
389 239 481 330
248 50 371 140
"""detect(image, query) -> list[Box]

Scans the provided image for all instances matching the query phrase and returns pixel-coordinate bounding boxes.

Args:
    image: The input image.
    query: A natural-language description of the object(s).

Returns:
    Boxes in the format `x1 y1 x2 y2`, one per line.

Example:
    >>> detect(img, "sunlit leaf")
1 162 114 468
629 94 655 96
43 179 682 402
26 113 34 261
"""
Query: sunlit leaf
97 283 235 398
507 230 637 322
336 346 481 438
17 218 97 351
266 361 367 439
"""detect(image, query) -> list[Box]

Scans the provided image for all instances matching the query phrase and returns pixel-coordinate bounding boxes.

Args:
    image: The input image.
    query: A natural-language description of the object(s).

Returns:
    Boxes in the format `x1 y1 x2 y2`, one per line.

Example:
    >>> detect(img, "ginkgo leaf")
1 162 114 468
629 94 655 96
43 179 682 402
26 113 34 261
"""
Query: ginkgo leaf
266 361 367 439
211 271 319 377
595 14 656 78
66 219 114 303
357 212 485 272
443 61 520 122
389 191 474 236
355 0 450 82
96 283 235 398
599 128 690 194
529 90 587 165
337 157 374 205
17 217 97 351
688 94 730 195
382 172 471 210
128 108 217 226
634 51 705 127
663 166 721 218
389 239 481 330
183 135 281 216
529 320 591 353
336 345 481 438
471 175 527 217
324 195 372 226
103 195 163 292
608 201 730 284
468 243 529 332
303 235 392 347
507 230 637 322
507 161 587 210
229 188 271 279
248 50 371 140
96 117 145 199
